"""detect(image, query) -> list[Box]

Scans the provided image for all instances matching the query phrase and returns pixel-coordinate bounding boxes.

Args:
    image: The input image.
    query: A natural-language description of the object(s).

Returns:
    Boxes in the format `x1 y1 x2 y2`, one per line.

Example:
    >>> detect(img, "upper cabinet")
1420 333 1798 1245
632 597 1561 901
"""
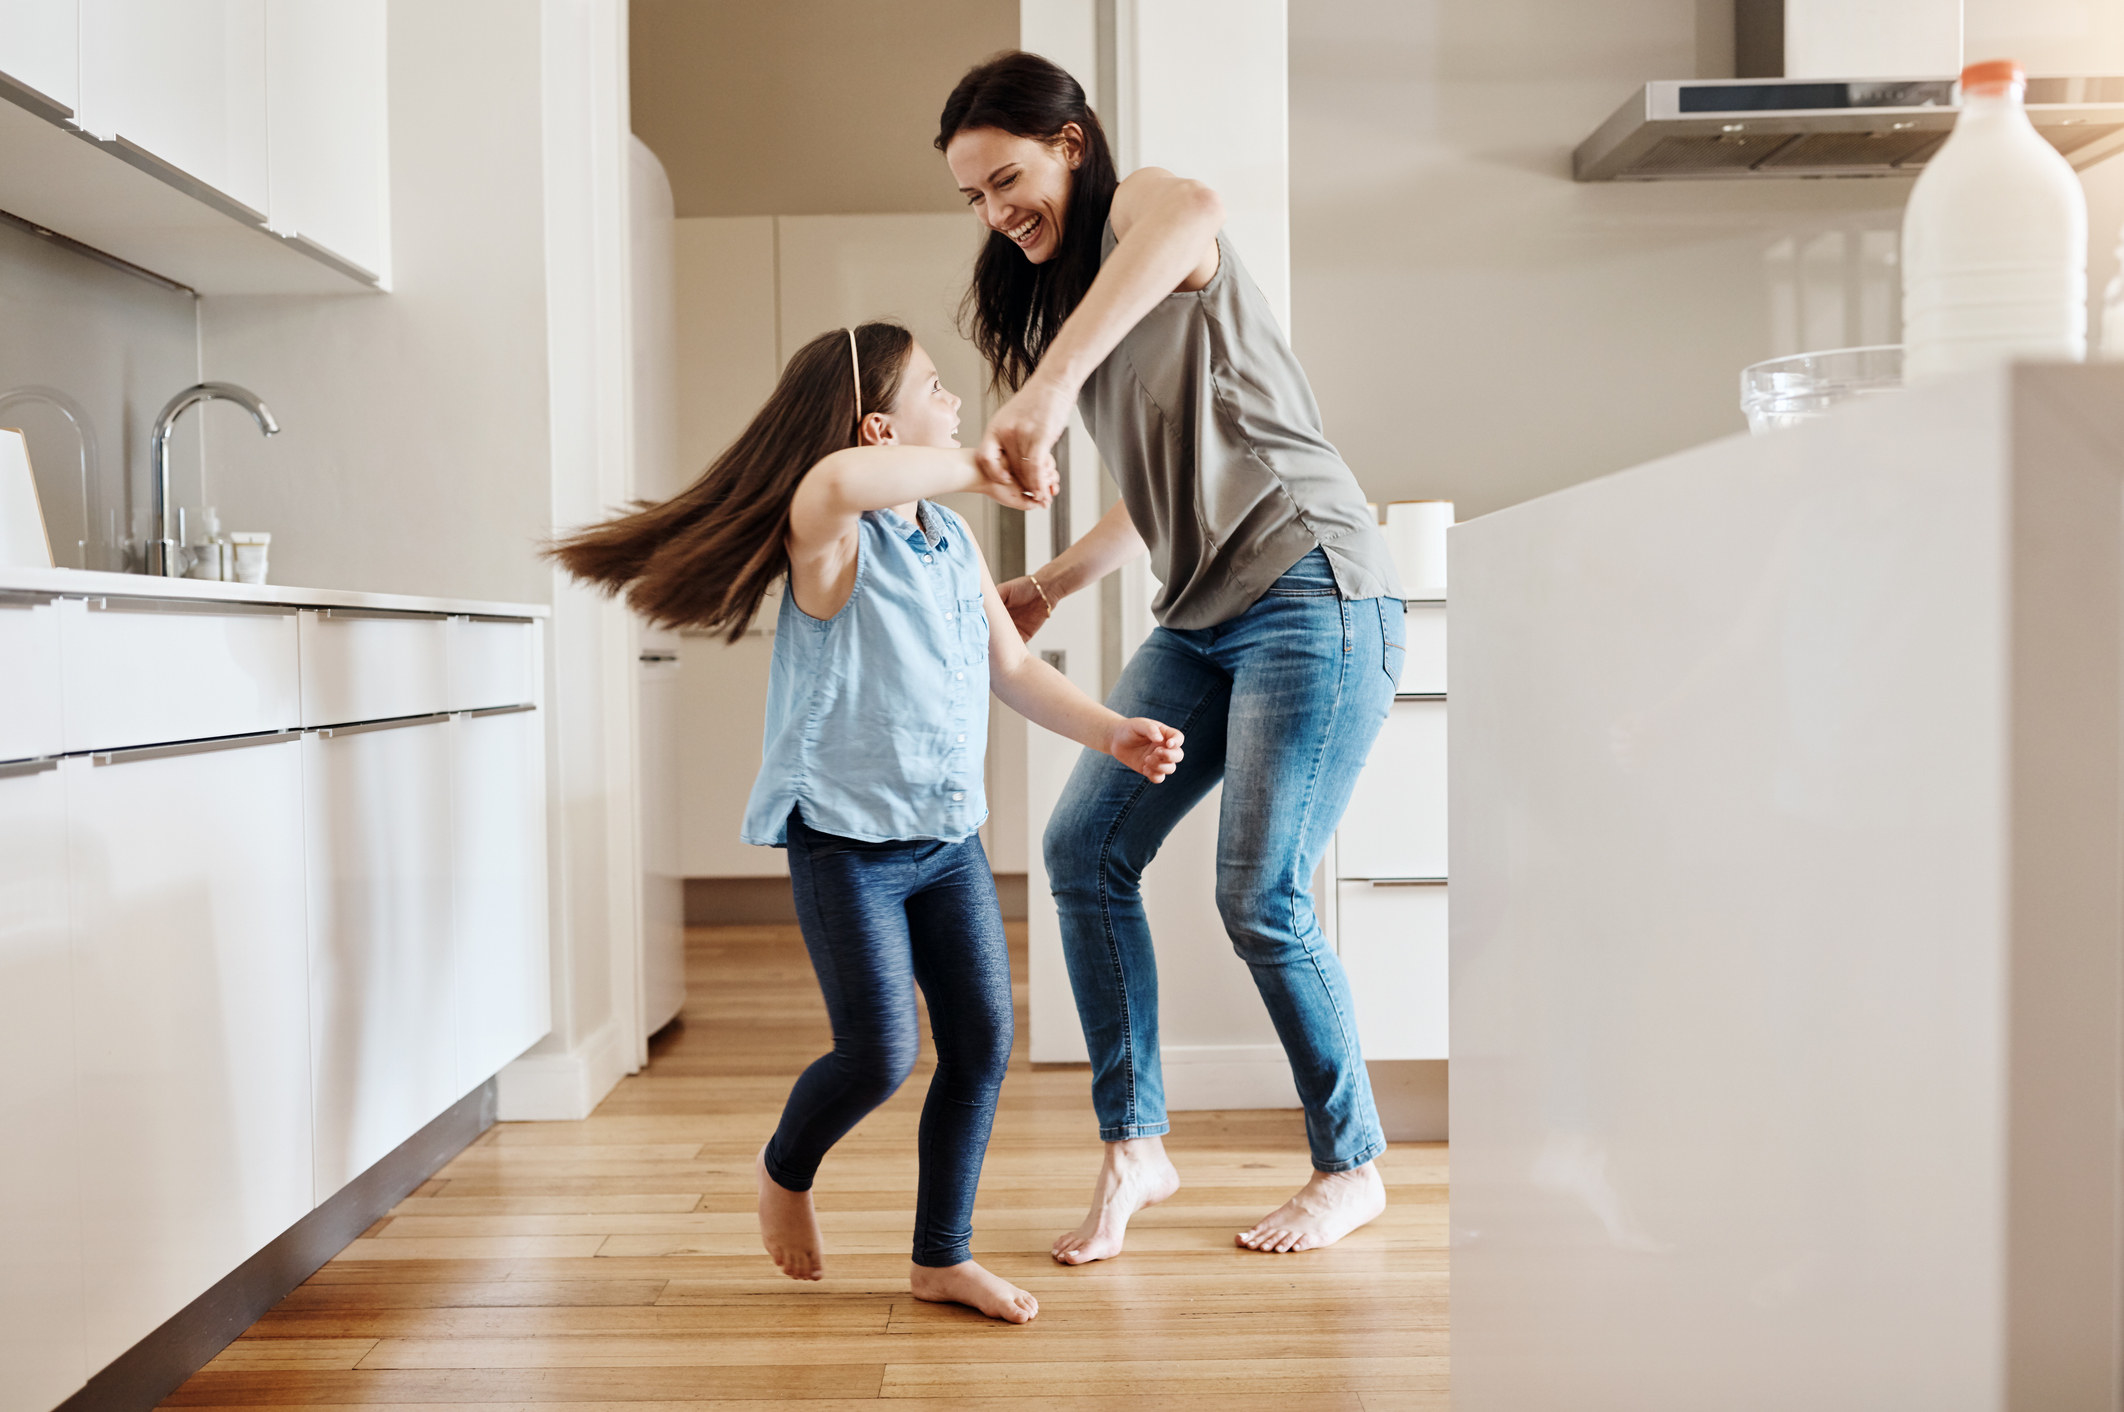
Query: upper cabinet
264 0 388 281
78 0 270 217
0 0 79 111
0 0 388 292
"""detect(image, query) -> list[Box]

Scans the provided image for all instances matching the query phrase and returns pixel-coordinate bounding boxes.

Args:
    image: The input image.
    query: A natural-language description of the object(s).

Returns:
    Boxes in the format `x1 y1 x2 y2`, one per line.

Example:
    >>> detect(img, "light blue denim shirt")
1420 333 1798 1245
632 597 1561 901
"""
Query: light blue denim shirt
743 502 990 846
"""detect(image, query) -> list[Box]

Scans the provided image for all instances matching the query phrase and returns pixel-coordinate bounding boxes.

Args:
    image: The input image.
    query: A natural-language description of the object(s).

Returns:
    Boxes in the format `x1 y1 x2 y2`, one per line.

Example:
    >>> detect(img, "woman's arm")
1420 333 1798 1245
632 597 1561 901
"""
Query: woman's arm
785 446 1042 619
995 498 1147 641
979 551 1182 782
976 168 1225 495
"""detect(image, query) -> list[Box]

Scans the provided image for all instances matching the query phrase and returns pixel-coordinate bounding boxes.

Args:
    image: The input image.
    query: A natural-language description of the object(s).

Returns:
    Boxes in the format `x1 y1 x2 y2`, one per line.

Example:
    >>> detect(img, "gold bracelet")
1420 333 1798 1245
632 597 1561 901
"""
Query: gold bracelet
1027 572 1056 613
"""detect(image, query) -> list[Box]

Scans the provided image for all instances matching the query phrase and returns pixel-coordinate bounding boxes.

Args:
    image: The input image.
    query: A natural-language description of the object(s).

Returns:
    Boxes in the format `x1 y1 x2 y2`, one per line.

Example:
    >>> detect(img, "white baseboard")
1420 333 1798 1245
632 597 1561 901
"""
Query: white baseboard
494 1016 632 1120
1162 1043 1302 1111
1064 1045 1452 1141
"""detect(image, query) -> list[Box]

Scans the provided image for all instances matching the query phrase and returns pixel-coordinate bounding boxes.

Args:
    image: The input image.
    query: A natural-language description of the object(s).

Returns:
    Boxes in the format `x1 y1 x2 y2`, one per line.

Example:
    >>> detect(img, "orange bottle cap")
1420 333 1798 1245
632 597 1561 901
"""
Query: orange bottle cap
1961 59 2025 92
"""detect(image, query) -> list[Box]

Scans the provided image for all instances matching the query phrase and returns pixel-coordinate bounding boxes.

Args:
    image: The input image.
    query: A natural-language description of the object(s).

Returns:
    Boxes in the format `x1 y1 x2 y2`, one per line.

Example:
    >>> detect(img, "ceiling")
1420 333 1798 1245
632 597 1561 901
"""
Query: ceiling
630 0 1019 217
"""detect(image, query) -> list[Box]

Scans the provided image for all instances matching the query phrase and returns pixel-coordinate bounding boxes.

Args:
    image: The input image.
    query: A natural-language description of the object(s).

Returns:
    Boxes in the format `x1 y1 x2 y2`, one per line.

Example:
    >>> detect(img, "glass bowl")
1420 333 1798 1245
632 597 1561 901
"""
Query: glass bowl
1740 345 1904 434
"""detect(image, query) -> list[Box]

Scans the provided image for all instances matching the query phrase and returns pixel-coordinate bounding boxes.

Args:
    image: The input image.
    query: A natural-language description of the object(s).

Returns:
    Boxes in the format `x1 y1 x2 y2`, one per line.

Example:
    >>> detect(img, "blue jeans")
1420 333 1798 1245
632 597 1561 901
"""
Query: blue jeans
764 808 1013 1267
1044 549 1402 1171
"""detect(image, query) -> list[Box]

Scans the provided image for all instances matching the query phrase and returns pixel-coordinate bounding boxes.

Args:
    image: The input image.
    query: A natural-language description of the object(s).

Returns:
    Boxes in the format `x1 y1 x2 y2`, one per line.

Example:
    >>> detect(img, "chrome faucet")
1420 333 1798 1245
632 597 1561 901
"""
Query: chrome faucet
147 382 278 577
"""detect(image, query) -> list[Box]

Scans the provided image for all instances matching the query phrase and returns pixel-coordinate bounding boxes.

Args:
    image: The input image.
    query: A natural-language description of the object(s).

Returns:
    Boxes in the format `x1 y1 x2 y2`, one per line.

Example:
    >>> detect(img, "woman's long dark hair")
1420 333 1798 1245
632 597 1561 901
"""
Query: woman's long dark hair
548 321 914 642
937 51 1118 392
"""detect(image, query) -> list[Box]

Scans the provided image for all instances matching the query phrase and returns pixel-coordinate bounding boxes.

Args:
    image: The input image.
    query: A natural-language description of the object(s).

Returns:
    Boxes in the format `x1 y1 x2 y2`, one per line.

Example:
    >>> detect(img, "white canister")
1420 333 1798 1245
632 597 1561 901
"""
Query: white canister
1385 500 1453 596
228 531 270 585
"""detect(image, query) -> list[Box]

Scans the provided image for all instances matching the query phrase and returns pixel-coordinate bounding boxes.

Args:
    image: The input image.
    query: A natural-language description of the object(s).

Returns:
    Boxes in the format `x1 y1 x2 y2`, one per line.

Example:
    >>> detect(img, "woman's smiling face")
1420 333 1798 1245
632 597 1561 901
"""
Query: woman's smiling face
945 123 1082 265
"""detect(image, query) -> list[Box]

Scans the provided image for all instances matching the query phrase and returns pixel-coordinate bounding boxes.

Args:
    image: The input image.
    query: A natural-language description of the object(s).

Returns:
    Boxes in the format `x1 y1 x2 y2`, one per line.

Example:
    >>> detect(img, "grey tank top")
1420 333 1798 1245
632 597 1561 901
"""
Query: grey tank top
1076 220 1400 629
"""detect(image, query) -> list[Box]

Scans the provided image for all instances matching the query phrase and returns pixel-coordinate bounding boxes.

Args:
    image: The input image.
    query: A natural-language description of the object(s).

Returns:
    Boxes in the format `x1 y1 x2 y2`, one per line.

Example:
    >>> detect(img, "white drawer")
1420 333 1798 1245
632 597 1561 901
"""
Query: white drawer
1400 601 1446 696
1338 698 1446 879
449 617 539 711
1336 880 1448 1060
0 594 63 761
299 609 451 727
59 596 300 753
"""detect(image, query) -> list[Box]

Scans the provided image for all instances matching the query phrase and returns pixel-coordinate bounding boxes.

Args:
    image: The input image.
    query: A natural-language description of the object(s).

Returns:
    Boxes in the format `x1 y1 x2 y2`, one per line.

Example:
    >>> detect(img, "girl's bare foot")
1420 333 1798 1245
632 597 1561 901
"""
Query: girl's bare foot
910 1259 1039 1323
1236 1160 1386 1253
757 1148 824 1280
1050 1136 1181 1265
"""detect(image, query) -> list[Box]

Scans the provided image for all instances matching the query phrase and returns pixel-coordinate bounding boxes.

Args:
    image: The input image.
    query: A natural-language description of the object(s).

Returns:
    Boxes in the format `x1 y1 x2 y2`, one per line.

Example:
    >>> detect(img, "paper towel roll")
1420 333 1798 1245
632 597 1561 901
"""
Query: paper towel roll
1385 500 1452 595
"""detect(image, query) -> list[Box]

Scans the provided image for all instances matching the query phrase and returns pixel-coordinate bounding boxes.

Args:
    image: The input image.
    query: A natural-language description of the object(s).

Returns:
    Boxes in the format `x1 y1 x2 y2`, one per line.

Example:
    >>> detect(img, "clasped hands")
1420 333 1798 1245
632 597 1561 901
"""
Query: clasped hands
971 375 1073 510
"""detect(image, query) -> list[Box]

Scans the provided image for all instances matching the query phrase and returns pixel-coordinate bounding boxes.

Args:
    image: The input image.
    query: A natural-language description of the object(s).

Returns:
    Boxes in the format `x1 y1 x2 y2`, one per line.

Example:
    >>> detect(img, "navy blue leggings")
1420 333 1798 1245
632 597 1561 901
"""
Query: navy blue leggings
761 808 1013 1267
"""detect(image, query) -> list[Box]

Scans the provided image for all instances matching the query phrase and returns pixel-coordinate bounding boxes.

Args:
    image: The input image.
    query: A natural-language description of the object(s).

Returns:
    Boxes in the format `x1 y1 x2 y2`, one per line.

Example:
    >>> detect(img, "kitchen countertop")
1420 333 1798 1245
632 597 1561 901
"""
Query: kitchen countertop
0 566 548 619
1446 362 2124 1406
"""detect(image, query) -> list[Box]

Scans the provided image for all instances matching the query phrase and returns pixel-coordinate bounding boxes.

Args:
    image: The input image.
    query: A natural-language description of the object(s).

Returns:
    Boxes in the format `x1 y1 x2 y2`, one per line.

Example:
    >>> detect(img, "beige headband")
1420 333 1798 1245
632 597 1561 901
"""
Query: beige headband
847 328 863 433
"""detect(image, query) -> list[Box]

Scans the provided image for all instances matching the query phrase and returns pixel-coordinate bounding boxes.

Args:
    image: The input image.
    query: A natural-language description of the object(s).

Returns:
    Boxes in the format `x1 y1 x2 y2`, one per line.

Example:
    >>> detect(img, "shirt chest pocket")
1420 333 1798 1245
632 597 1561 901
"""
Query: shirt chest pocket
956 597 990 664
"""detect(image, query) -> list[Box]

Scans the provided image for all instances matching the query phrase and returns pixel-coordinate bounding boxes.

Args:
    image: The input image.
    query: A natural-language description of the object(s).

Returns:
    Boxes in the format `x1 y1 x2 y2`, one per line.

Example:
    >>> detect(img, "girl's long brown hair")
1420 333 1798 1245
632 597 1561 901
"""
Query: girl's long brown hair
548 321 914 641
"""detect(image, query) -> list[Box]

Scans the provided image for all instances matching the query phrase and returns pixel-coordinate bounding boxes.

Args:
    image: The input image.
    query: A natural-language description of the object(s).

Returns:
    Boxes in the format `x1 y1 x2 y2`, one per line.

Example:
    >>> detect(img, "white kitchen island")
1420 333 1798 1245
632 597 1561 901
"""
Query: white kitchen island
1449 364 2124 1410
0 568 548 1412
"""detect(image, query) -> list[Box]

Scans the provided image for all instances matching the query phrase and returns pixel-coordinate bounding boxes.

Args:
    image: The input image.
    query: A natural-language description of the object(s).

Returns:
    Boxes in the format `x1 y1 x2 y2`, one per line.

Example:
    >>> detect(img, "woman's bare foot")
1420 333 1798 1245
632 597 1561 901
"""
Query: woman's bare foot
756 1148 824 1280
1051 1136 1181 1265
1236 1160 1387 1253
909 1259 1039 1323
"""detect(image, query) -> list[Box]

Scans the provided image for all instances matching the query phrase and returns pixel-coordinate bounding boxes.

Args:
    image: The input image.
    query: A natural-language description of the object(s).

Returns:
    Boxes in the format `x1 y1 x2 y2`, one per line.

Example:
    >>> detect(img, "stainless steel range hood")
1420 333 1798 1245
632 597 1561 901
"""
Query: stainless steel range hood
1572 0 2124 181
1574 74 2124 180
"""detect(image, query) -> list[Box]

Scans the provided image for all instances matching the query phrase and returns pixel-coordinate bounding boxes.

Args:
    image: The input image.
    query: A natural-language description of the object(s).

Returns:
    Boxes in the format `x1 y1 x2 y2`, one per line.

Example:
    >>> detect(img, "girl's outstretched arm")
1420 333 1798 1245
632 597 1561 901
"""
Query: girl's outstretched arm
976 548 1183 783
784 445 1050 619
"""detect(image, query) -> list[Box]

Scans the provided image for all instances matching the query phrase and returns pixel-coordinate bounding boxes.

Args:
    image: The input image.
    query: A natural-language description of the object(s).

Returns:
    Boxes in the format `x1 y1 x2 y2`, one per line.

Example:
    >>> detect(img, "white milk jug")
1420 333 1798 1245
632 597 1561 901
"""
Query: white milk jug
1902 59 2087 383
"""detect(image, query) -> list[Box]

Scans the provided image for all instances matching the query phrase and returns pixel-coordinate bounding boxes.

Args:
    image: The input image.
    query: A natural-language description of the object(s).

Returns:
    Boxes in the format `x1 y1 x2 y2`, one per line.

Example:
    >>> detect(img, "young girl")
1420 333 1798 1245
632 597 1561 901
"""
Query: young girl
550 321 1184 1325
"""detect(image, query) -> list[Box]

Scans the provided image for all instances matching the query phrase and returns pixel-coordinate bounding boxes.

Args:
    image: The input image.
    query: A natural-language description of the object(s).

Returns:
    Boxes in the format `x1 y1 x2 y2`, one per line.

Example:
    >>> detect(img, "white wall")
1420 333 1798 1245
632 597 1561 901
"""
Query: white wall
670 212 1027 882
1287 0 2124 521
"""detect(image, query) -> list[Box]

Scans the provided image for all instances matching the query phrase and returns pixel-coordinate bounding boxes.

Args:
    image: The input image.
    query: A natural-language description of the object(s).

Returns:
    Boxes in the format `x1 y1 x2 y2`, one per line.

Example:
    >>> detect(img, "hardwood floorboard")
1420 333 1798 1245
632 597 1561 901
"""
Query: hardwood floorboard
161 922 1448 1407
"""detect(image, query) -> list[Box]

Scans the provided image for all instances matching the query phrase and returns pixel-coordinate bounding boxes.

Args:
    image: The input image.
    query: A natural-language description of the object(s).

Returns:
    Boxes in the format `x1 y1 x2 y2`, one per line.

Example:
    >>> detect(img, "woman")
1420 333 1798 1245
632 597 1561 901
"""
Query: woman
549 322 1183 1320
937 53 1405 1262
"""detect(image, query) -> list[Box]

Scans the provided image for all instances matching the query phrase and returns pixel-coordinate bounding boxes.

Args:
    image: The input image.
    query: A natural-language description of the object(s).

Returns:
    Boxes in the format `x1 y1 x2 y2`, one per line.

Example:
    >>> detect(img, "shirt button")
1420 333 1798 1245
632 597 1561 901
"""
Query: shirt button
922 554 933 563
945 612 954 621
954 671 964 680
956 733 966 743
952 792 965 801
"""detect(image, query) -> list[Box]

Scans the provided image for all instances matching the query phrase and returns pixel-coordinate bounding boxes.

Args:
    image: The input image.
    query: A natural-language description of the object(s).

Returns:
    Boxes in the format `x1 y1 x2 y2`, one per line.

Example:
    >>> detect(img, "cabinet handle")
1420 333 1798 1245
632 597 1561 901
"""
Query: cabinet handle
0 590 56 610
1395 692 1446 702
0 756 59 779
459 703 536 719
639 651 678 663
1368 877 1447 887
92 729 301 767
84 596 297 619
461 613 536 624
317 607 450 622
314 712 453 739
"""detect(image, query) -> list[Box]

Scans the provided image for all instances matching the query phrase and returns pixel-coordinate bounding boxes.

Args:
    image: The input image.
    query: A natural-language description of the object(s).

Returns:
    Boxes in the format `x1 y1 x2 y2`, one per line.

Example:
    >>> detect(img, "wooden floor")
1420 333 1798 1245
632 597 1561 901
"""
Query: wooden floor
164 923 1450 1409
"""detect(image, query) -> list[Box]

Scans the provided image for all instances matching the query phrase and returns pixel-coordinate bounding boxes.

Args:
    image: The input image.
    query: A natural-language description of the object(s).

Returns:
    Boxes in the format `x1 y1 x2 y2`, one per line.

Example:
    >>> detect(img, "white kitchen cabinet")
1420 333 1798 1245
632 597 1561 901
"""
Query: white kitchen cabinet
1337 697 1447 880
65 735 312 1369
1337 880 1448 1060
0 759 86 1412
639 643 685 1035
449 615 540 712
0 0 80 112
77 0 269 216
59 596 299 753
303 714 456 1202
1402 600 1447 696
1330 600 1450 1070
0 591 62 761
264 0 387 280
452 705 550 1091
298 608 450 728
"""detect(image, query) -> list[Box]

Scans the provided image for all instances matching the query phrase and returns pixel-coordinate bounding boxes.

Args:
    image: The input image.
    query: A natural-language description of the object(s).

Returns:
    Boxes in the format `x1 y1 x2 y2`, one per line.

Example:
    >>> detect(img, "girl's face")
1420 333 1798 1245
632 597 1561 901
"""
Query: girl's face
945 124 1082 266
863 342 962 449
